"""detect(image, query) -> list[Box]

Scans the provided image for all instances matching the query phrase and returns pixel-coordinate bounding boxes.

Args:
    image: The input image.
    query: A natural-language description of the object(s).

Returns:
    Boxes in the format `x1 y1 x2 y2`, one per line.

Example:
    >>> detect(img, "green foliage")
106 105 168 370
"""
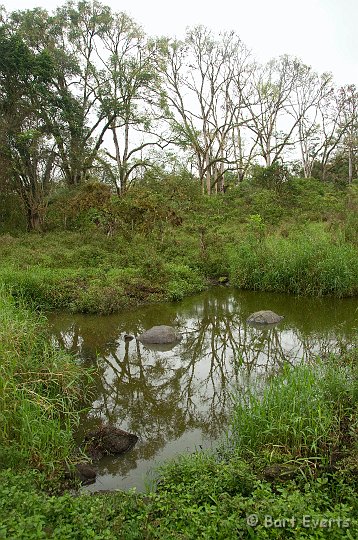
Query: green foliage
0 177 357 314
228 360 357 459
0 193 26 232
0 288 88 472
249 189 286 224
142 168 201 206
229 227 358 297
0 441 356 538
311 152 358 184
285 178 346 221
46 182 112 230
165 263 206 301
246 213 266 241
0 265 157 314
0 469 144 539
0 29 54 90
67 182 112 212
251 163 292 190
156 451 255 499
46 180 189 235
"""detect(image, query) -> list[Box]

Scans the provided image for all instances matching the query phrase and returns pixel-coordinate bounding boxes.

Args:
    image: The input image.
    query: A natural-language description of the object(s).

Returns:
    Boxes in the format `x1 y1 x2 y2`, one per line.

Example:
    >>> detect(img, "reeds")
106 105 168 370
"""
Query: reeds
228 359 357 460
229 230 358 297
0 288 87 471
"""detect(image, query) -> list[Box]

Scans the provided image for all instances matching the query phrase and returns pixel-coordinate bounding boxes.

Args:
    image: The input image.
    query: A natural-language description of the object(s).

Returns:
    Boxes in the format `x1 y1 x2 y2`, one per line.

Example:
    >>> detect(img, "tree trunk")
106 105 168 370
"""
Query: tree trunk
265 145 271 167
205 153 211 195
348 147 353 184
26 204 42 232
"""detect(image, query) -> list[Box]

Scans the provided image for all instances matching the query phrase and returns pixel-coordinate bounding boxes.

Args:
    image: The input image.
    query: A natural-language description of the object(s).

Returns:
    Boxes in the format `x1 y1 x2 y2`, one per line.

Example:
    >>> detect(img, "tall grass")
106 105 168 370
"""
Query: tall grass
228 359 357 460
0 288 87 471
228 229 358 297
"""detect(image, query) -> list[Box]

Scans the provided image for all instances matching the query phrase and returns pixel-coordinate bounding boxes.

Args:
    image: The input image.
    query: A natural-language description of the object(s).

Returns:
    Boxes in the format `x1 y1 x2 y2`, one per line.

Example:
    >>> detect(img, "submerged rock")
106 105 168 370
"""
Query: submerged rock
84 424 138 461
65 462 97 486
137 325 182 344
75 463 97 485
247 310 284 325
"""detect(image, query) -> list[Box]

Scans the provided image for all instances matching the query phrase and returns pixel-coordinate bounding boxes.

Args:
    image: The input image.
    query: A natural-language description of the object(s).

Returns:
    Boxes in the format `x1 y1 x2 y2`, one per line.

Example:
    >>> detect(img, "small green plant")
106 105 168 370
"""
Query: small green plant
247 213 266 241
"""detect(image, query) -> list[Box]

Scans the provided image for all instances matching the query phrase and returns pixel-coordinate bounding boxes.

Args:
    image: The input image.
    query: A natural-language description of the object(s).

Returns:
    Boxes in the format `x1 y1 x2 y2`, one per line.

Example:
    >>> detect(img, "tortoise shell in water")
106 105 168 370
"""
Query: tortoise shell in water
247 310 284 325
138 325 182 344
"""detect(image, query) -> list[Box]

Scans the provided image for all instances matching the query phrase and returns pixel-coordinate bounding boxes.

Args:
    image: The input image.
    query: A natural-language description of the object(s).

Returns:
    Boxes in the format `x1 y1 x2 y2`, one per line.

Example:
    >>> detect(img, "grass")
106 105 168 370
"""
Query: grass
0 287 88 473
228 229 358 297
0 178 357 313
227 359 357 462
0 230 207 312
0 177 357 537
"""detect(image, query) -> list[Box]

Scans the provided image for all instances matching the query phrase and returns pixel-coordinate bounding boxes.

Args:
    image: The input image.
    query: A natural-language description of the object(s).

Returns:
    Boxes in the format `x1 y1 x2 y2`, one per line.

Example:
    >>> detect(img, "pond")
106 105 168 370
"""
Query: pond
48 287 358 492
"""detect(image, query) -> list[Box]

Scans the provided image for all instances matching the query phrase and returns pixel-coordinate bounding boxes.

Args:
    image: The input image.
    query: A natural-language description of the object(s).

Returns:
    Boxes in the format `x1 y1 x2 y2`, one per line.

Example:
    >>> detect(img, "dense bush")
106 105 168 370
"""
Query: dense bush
250 162 292 190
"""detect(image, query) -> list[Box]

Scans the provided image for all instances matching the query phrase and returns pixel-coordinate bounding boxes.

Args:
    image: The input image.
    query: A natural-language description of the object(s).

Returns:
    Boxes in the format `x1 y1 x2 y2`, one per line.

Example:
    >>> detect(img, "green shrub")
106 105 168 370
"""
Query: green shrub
165 263 206 301
251 163 292 190
156 451 255 500
229 230 358 297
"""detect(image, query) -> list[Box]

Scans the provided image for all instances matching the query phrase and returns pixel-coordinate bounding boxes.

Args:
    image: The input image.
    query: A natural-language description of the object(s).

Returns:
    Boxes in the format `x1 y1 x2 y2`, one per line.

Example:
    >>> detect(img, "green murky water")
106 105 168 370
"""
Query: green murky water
48 288 357 492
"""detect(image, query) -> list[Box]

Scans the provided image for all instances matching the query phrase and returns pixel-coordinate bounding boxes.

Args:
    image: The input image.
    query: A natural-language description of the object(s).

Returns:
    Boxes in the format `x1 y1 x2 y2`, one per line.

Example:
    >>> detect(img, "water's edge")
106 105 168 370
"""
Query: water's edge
48 287 358 492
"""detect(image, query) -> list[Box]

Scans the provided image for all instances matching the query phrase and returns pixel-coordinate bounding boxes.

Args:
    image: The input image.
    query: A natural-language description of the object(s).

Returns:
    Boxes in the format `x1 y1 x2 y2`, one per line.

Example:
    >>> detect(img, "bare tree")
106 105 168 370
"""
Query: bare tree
338 84 357 183
312 85 356 181
289 65 333 178
243 55 303 167
158 26 252 193
94 13 169 195
229 59 259 182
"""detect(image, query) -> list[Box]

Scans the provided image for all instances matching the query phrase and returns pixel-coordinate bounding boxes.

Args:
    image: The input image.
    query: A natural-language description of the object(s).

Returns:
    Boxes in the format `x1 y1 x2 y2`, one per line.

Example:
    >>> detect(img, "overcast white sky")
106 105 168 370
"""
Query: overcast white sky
2 0 357 86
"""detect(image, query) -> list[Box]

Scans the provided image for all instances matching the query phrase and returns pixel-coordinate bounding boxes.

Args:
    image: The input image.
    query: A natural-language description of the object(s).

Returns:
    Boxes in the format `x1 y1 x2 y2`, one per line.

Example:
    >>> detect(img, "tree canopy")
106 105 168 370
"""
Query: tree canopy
0 1 356 229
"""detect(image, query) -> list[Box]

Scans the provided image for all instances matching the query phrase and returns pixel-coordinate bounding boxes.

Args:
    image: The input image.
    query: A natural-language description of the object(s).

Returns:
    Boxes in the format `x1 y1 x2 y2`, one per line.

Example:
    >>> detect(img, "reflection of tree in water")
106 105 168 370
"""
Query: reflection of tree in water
49 289 357 478
94 340 191 451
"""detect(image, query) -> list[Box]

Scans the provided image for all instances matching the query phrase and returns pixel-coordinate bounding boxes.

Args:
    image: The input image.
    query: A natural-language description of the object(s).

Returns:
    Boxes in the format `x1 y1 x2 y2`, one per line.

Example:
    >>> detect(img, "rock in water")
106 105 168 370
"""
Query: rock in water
247 310 284 325
137 325 182 344
84 424 138 461
75 463 97 484
64 462 97 486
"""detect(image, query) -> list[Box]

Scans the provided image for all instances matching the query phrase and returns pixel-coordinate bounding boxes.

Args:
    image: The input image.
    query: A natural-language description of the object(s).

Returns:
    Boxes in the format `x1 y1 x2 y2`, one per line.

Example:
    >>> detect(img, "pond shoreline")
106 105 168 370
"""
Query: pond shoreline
1 279 357 537
48 287 357 493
